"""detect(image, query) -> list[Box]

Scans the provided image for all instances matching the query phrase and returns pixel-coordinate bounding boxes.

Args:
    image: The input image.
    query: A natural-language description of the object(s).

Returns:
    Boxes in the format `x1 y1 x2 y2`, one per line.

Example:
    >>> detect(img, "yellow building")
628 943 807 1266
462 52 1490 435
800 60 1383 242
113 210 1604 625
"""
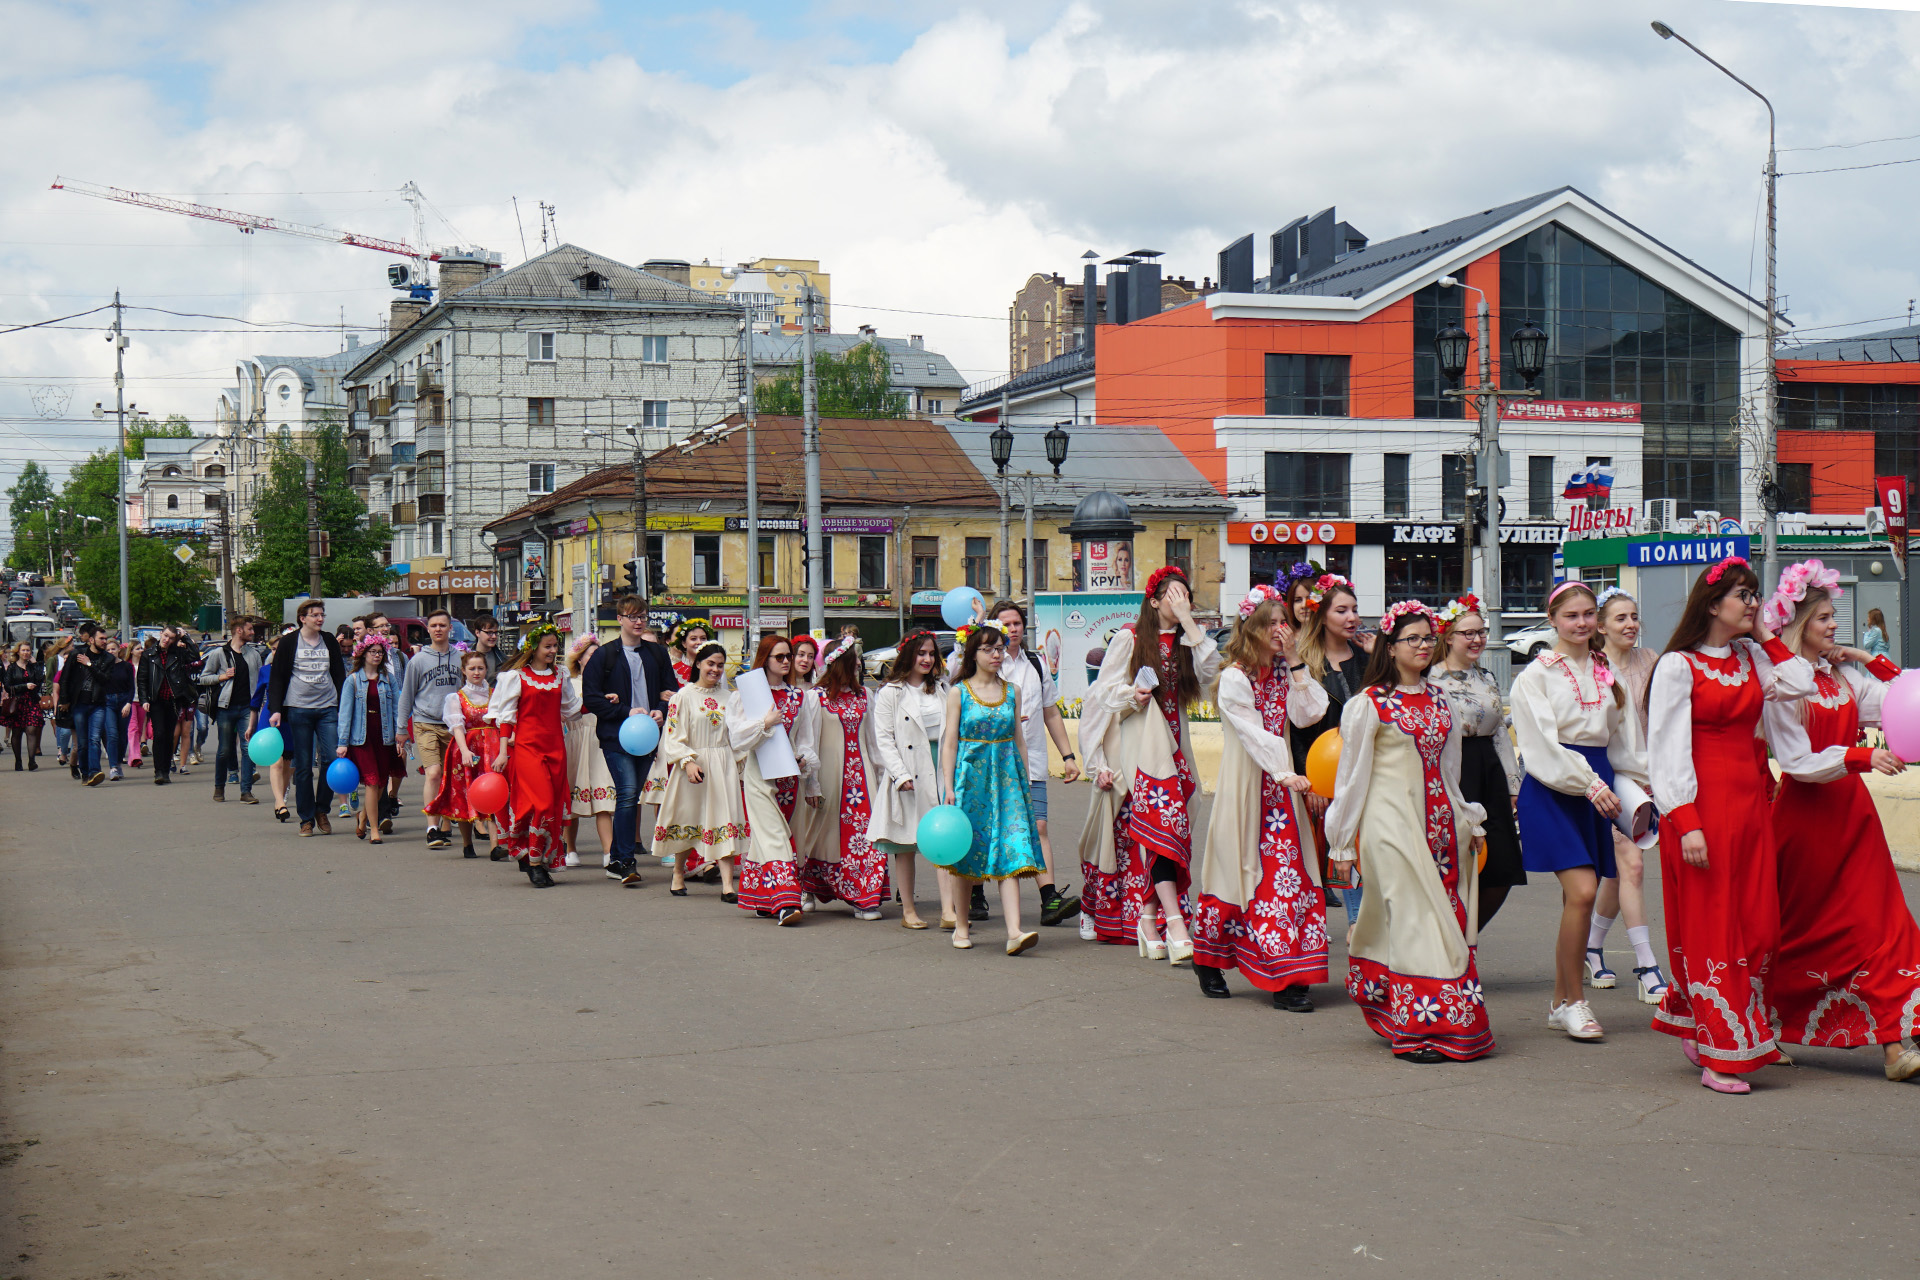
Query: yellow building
685 257 832 332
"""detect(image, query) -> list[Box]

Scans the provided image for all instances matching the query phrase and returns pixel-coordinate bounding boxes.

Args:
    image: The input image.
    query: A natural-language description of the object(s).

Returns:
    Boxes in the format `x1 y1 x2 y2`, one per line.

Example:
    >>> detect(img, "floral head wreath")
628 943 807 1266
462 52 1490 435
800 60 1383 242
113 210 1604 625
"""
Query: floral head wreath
1763 557 1843 631
1702 555 1749 586
953 620 1006 651
351 634 389 660
1435 593 1484 628
1237 584 1283 619
790 631 821 654
517 623 562 655
1281 560 1322 594
895 628 936 660
1304 572 1354 607
819 634 859 668
1144 564 1189 600
1379 600 1435 635
1594 586 1635 611
568 633 599 658
670 618 714 649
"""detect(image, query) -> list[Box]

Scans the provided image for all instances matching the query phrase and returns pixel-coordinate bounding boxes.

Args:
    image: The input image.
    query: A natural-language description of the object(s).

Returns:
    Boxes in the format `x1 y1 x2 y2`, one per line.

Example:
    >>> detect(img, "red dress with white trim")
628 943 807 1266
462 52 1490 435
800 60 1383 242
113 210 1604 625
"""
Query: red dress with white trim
1647 637 1814 1073
425 685 502 823
488 666 581 870
1764 654 1920 1047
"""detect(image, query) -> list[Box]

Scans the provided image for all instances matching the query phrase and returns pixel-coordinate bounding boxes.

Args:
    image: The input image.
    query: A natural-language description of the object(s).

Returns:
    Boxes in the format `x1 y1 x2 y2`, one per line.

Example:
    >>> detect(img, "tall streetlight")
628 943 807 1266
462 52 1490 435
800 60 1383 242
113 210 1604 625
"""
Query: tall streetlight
771 263 826 636
1434 276 1546 650
1652 19 1779 590
988 421 1071 615
720 267 765 646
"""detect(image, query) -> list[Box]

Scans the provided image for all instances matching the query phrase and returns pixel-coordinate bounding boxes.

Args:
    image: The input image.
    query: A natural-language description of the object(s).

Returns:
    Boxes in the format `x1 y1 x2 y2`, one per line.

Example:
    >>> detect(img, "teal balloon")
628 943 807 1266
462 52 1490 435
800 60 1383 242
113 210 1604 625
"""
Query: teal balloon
941 586 984 629
619 714 661 756
326 758 362 795
247 726 283 766
916 804 974 867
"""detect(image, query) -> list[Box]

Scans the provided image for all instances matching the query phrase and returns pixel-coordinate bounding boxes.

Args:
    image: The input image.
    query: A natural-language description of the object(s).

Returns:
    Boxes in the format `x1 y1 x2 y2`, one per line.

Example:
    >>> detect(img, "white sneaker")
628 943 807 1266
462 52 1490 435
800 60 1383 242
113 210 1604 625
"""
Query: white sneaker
853 909 882 921
800 893 818 913
1078 912 1096 941
564 851 580 868
1548 999 1605 1041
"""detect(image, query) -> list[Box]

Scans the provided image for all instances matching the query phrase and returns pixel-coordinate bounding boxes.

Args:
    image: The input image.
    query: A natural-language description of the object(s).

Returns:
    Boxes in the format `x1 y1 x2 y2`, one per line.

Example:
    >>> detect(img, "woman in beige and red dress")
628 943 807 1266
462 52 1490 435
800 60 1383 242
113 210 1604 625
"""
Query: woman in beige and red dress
793 635 889 918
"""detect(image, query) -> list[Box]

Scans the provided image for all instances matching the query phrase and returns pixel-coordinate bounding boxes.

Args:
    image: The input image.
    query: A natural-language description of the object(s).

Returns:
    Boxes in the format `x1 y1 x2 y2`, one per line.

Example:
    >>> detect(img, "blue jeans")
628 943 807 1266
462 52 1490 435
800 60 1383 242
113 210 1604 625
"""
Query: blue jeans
281 704 339 824
215 704 255 794
601 739 656 867
1341 884 1364 929
74 704 120 776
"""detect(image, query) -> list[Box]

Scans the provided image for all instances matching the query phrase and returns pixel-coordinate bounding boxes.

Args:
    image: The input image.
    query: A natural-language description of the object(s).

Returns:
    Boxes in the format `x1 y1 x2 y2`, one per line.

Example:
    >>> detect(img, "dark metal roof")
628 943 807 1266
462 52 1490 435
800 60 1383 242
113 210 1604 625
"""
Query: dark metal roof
958 346 1091 411
1781 324 1920 364
1270 190 1568 298
455 244 716 306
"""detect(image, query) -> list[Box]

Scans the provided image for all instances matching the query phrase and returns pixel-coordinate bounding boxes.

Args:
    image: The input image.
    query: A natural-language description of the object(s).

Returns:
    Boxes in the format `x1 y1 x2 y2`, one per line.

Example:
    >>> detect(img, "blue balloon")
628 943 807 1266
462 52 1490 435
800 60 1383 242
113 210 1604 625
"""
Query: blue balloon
247 726 284 767
916 804 974 867
326 757 362 795
619 713 661 756
941 586 984 629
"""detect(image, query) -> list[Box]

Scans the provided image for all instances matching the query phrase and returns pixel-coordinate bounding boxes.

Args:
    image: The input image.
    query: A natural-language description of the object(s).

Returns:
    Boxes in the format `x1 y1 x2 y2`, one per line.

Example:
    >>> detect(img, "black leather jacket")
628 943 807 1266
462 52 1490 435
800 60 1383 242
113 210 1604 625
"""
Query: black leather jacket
137 644 202 704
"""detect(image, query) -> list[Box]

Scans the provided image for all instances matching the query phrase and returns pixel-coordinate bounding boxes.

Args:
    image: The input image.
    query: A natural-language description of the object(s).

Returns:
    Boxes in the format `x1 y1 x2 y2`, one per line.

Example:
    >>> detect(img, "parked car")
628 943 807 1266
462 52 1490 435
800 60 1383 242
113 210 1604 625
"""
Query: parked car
862 630 958 681
1504 621 1558 660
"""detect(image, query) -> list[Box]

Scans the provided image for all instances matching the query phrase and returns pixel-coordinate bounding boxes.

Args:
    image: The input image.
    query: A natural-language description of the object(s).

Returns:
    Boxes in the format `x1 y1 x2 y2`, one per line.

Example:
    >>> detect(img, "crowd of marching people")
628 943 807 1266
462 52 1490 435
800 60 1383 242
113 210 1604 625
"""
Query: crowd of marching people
7 554 1920 1092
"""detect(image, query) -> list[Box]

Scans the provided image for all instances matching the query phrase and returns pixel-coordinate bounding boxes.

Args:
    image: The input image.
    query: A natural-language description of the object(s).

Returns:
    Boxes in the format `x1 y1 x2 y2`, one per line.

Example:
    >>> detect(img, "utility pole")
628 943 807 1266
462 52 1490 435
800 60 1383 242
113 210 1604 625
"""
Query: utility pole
998 388 1012 601
1022 473 1036 615
632 427 648 597
304 458 322 597
111 294 131 635
742 310 760 646
802 281 823 636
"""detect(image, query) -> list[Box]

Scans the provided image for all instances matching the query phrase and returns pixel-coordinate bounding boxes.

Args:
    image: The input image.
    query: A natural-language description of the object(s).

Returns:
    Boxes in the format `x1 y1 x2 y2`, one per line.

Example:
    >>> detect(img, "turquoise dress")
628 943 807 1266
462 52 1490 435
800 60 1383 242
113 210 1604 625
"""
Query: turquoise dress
951 682 1045 881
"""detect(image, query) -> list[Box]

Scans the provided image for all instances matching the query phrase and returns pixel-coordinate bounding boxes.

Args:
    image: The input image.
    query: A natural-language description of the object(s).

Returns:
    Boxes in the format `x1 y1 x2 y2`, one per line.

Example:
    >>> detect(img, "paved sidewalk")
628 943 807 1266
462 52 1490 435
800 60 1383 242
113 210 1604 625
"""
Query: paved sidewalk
3 769 1917 1278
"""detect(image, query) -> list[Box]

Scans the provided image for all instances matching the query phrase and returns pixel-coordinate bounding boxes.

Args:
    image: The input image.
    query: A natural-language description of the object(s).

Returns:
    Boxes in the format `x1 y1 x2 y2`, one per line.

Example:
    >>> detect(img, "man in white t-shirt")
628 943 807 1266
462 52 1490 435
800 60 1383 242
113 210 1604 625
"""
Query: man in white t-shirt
984 600 1083 926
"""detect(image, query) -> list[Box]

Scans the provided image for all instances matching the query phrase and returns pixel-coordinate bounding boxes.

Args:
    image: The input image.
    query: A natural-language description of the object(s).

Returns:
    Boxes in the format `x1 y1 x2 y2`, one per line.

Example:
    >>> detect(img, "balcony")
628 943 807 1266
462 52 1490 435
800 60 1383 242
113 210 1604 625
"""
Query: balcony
370 396 393 419
418 365 442 394
391 501 417 525
416 426 445 454
349 465 370 489
419 493 445 517
392 442 417 465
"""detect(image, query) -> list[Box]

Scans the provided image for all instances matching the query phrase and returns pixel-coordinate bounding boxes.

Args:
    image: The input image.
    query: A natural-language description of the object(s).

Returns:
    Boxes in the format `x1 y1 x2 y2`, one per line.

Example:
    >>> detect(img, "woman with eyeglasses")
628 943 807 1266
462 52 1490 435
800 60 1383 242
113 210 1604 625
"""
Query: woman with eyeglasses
1649 557 1815 1093
1509 582 1649 1044
727 635 813 924
1429 595 1523 930
1324 601 1491 1063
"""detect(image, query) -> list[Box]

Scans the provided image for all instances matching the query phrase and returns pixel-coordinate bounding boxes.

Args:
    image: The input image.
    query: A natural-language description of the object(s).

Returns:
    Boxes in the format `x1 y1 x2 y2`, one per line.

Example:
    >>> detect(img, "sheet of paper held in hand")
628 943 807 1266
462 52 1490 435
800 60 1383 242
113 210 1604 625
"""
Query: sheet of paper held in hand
733 668 799 779
1133 666 1159 692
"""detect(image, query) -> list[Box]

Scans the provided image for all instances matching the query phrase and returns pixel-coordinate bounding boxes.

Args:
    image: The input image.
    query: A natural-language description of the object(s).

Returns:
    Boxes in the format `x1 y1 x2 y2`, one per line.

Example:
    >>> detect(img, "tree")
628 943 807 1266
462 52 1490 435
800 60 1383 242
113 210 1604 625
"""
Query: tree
75 534 213 625
5 460 55 571
61 412 195 526
757 342 908 418
236 415 392 608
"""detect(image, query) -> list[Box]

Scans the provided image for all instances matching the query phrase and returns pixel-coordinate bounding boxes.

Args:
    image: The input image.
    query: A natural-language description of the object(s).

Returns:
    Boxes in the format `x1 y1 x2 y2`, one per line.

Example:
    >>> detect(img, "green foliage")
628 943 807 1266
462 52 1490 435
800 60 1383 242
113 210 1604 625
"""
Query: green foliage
5 461 56 570
236 415 392 608
74 534 213 626
756 342 908 419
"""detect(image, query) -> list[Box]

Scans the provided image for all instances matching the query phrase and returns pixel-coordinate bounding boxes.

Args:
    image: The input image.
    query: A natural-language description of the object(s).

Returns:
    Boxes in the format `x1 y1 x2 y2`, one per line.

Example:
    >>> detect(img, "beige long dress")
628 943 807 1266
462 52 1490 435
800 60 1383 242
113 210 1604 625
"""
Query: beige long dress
653 682 750 871
566 674 616 817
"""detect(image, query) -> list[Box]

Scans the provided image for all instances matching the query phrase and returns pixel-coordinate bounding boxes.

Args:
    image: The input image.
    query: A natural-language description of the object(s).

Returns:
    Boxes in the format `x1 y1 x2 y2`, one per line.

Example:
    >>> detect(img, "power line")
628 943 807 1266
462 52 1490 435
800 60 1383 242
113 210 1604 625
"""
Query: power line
1780 155 1920 177
1779 130 1920 153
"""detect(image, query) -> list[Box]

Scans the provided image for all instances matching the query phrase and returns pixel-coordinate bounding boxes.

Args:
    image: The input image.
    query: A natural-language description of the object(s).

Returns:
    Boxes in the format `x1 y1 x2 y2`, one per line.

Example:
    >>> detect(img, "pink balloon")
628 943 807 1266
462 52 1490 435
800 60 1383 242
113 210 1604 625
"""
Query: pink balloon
1881 670 1920 762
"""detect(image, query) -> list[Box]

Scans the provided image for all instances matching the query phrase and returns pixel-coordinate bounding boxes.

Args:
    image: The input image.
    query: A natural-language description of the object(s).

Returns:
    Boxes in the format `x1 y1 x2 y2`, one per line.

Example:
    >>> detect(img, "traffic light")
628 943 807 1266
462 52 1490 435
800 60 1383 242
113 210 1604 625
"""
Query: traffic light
1467 487 1487 534
622 559 640 593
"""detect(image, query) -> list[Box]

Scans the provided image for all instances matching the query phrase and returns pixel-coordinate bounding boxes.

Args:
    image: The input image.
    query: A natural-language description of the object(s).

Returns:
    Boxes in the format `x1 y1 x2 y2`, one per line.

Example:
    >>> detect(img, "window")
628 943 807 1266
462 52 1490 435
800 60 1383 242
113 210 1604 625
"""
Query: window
527 397 556 427
893 362 905 375
641 400 669 431
912 536 940 590
528 463 555 495
1410 281 1468 419
1264 353 1350 416
1384 549 1465 601
758 536 776 590
692 534 721 587
1165 538 1192 581
858 535 888 589
1783 383 1920 499
204 493 222 510
963 537 992 590
1503 550 1555 612
1250 544 1352 588
641 335 668 364
924 398 943 414
166 493 179 510
1264 452 1350 517
804 537 834 589
1529 455 1556 520
1383 453 1410 517
1442 454 1467 520
927 363 938 377
1778 462 1813 514
1021 538 1049 592
527 332 555 362
428 521 444 555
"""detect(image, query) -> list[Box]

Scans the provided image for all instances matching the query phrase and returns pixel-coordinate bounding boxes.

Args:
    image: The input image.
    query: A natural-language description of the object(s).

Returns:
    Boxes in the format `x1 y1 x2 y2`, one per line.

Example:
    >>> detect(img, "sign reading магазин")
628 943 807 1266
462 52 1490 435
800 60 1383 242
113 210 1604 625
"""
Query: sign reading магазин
1627 536 1750 567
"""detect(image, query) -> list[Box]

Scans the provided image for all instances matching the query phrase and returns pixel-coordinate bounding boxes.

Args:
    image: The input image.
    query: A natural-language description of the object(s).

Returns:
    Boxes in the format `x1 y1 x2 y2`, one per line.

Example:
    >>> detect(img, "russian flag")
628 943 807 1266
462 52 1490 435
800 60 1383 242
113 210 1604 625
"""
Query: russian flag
1563 464 1616 500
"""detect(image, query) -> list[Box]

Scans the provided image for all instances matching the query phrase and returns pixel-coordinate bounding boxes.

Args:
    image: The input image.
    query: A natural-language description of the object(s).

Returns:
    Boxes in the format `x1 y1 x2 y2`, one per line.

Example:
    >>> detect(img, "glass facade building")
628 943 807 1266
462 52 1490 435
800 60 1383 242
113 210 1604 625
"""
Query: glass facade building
1499 223 1743 515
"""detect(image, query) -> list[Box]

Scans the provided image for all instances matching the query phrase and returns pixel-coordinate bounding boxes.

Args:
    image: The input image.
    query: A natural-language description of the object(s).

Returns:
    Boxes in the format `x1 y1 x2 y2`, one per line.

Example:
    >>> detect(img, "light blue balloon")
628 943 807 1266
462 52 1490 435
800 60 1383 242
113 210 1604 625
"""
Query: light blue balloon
916 804 974 867
247 726 283 766
619 713 661 756
941 586 984 629
326 757 362 795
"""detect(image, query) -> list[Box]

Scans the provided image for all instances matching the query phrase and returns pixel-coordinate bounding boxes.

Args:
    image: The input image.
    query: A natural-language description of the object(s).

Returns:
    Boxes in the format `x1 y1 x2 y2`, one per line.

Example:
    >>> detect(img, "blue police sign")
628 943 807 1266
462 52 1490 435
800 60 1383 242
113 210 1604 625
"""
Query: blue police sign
1627 536 1751 568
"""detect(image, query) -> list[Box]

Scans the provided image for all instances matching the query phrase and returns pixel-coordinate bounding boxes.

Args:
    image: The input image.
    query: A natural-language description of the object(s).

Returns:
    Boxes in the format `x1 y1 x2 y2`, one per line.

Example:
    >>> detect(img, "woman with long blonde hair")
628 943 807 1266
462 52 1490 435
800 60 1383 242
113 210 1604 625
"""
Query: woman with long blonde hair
1290 571 1373 926
1429 594 1523 930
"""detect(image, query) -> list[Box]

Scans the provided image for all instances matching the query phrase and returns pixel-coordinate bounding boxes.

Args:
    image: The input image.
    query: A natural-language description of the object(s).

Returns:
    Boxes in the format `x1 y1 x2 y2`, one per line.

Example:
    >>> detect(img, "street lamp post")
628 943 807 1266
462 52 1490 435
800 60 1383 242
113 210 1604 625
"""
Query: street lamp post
772 264 825 637
1435 276 1546 649
1652 19 1780 590
988 422 1071 615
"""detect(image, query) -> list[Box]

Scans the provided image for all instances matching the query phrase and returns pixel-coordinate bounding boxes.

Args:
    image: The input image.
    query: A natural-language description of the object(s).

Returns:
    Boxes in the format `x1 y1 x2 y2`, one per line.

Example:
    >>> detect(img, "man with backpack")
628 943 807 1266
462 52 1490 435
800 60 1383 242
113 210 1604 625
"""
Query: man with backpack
197 616 258 803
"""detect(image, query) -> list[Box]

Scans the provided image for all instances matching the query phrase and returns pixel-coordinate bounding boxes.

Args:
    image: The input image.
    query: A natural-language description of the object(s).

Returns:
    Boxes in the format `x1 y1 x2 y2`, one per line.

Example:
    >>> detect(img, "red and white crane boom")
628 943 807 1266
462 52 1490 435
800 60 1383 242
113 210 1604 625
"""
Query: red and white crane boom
50 176 437 263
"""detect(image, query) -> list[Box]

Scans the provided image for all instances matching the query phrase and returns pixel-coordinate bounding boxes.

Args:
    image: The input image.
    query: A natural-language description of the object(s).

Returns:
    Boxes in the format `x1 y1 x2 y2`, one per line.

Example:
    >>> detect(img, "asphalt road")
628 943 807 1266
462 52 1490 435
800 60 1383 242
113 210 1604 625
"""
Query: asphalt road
4 763 1918 1278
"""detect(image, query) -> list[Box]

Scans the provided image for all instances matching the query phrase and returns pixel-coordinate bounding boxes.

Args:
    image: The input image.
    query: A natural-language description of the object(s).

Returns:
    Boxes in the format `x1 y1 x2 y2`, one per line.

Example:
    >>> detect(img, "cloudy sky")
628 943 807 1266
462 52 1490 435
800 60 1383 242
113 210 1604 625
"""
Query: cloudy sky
4 0 1920 508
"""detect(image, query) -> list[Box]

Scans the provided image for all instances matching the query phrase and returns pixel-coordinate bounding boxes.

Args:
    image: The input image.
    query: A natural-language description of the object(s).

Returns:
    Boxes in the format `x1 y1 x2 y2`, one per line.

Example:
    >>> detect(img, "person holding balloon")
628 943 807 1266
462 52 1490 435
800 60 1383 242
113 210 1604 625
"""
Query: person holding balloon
1191 584 1328 1007
1429 594 1525 931
1508 582 1649 1043
581 597 679 884
332 636 405 845
793 635 889 918
1647 556 1815 1093
1761 561 1920 1082
655 643 750 899
487 624 584 888
1323 600 1492 1064
1291 571 1373 932
427 650 503 860
865 630 949 930
727 635 812 924
937 620 1043 954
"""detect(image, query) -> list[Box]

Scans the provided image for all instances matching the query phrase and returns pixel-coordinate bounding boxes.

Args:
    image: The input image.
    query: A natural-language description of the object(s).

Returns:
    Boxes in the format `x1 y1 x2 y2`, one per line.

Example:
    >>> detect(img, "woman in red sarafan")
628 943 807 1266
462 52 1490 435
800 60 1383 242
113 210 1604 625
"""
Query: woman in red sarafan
1192 586 1329 1008
1076 566 1221 960
1761 563 1920 1082
792 636 889 917
428 651 502 859
486 626 583 888
1647 557 1815 1093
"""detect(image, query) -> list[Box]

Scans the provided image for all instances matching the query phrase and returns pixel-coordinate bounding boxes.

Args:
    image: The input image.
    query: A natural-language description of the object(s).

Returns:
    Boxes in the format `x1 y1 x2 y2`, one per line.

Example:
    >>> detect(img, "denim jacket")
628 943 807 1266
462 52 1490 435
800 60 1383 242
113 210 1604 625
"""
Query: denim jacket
335 670 399 746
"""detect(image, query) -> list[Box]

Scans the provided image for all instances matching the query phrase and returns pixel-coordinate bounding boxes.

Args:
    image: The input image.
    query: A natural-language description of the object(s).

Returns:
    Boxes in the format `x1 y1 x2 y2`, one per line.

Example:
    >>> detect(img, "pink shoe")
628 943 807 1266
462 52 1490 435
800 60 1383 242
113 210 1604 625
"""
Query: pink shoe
1681 1038 1701 1067
1701 1067 1750 1095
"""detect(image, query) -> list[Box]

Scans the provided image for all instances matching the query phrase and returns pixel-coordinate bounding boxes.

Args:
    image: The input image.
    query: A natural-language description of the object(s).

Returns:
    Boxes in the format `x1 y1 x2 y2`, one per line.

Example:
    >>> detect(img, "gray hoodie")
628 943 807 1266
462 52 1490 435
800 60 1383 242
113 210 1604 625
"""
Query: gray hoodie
396 644 463 727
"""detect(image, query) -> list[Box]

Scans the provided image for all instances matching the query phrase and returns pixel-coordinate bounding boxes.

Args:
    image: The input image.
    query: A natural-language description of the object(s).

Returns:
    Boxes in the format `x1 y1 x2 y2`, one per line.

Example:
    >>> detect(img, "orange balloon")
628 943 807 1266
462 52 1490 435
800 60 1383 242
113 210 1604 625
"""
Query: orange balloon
1305 729 1341 798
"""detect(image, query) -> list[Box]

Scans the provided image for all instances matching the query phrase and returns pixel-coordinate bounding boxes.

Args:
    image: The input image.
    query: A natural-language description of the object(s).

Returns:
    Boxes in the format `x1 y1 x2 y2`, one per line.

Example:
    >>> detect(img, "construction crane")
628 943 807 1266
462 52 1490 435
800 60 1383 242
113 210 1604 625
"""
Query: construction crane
50 176 442 296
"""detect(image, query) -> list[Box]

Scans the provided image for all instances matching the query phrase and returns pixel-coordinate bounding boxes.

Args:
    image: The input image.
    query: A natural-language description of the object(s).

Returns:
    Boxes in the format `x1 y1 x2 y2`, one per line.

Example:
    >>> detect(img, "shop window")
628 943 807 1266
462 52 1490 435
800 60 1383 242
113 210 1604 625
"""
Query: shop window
858 535 888 589
693 535 721 588
1384 549 1465 602
1777 462 1813 515
1249 545 1352 590
1442 455 1467 520
1529 455 1556 520
1503 550 1556 613
911 536 941 590
1165 538 1192 581
1265 452 1350 518
1264 354 1350 416
963 537 992 590
1384 454 1410 517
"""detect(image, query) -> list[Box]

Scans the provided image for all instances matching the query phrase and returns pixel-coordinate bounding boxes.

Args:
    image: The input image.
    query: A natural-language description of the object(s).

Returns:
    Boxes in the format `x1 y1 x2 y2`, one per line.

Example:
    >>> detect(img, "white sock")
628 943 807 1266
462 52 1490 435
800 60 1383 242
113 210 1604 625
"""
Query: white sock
1587 911 1616 953
1627 925 1657 971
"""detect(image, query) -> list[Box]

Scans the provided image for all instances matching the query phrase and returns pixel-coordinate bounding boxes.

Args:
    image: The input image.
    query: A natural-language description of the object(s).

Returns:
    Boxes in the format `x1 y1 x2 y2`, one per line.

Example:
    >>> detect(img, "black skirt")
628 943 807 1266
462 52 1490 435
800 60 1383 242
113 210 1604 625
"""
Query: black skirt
1460 735 1525 888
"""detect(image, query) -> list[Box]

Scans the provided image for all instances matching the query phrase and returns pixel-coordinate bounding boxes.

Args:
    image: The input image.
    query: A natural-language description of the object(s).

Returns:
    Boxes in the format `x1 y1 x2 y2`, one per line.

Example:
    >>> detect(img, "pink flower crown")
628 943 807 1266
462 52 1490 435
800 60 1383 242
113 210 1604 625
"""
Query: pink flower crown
1379 600 1435 634
819 634 859 668
1305 572 1353 607
1762 557 1843 631
1703 555 1749 585
1237 583 1283 618
351 634 389 659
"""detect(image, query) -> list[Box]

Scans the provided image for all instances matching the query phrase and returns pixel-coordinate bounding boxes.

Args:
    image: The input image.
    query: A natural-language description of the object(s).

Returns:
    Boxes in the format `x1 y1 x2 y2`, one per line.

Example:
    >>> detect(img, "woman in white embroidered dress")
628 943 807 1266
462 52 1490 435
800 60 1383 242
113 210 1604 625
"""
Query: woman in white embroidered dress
655 643 750 899
727 635 809 925
1509 582 1649 1042
865 630 947 931
1324 601 1491 1063
792 636 888 919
